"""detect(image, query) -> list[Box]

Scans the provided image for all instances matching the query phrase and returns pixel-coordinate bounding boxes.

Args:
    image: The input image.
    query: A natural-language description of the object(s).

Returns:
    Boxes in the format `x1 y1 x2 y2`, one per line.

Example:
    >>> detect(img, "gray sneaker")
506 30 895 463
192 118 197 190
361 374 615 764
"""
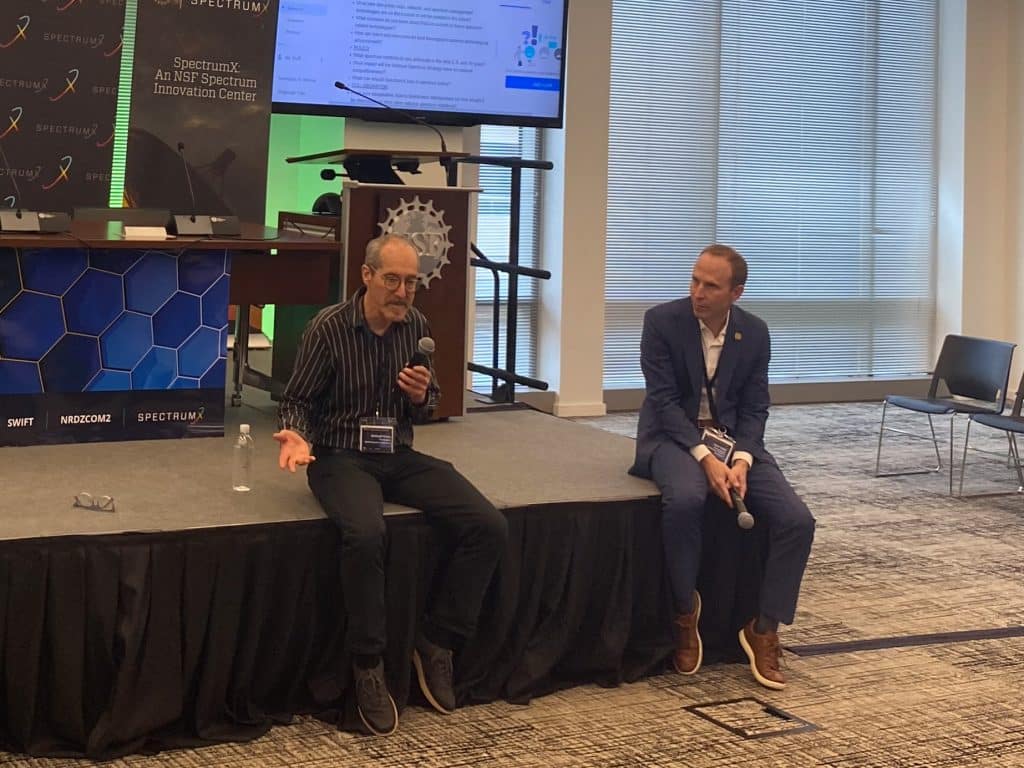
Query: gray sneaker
353 661 398 735
412 634 456 714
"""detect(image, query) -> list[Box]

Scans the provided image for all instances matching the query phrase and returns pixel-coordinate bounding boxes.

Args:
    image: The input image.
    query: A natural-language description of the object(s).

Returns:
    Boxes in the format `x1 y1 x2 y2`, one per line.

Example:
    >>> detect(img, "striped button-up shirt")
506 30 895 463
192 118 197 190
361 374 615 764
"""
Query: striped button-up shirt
278 287 439 450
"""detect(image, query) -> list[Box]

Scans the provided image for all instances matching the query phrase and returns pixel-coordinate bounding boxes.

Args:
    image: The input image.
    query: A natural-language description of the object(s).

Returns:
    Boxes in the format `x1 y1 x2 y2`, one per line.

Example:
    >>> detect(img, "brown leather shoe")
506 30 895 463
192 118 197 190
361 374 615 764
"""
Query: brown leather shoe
738 619 786 690
672 591 702 675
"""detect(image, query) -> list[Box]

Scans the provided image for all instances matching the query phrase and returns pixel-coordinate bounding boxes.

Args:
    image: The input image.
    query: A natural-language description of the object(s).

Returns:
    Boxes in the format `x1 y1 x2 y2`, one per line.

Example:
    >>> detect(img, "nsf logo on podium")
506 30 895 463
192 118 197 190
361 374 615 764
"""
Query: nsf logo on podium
378 195 453 290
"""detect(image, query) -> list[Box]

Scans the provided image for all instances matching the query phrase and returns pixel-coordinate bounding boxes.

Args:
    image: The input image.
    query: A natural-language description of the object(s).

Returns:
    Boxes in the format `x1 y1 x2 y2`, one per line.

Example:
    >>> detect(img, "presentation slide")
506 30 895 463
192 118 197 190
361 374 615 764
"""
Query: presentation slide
272 0 565 121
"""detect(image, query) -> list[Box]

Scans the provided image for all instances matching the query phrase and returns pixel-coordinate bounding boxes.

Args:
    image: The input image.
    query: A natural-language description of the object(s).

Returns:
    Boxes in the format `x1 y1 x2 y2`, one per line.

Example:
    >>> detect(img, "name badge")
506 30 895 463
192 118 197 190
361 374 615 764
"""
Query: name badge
701 426 736 464
359 416 397 453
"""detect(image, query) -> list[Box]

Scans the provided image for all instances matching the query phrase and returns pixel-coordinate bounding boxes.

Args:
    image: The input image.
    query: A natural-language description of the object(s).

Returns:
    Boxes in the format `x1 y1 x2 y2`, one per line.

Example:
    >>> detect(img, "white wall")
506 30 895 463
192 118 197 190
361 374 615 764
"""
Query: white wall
960 0 1013 342
535 0 612 417
1010 2 1024 385
949 0 1024 390
935 0 966 345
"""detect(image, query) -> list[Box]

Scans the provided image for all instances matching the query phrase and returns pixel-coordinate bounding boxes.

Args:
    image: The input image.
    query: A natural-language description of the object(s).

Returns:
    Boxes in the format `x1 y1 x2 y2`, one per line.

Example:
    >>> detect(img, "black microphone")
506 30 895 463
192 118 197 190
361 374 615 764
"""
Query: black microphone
0 139 25 217
320 168 342 181
177 141 199 223
170 141 212 235
169 142 239 236
731 488 754 530
409 336 435 368
0 138 68 233
0 137 38 231
334 81 449 154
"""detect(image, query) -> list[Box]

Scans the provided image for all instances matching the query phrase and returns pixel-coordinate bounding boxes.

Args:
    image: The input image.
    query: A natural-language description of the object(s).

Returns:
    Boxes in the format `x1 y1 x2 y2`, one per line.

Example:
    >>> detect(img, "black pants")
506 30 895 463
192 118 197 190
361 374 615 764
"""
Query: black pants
308 446 508 656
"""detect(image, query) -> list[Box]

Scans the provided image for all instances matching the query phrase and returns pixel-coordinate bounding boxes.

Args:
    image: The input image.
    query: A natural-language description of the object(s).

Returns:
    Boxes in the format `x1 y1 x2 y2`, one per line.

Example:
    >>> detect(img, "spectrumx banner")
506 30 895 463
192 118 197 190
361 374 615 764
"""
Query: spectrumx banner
0 243 230 446
124 0 278 223
0 0 126 212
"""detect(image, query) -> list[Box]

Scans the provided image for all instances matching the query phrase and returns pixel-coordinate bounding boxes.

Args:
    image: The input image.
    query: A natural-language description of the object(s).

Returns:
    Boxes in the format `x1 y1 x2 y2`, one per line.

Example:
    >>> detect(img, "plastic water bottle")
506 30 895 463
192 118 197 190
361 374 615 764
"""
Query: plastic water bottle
232 424 254 492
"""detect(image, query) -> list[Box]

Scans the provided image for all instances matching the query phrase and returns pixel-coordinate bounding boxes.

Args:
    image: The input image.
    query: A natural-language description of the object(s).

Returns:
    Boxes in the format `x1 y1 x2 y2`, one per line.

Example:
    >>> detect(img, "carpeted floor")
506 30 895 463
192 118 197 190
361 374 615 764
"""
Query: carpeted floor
6 402 1024 767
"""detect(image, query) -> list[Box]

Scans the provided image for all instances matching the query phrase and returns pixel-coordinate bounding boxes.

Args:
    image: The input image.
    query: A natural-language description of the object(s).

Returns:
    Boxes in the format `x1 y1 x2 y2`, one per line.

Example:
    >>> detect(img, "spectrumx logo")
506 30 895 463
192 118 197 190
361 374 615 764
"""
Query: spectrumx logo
96 127 115 148
0 107 22 140
41 155 73 190
0 15 30 49
49 68 80 102
189 0 270 16
104 34 124 59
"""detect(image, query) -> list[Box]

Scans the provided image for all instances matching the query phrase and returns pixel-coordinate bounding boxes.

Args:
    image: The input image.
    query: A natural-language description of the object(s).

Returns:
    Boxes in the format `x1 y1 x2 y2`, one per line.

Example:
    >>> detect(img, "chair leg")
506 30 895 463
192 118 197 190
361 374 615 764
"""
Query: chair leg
930 415 943 470
1010 434 1024 493
948 416 955 496
957 418 972 497
957 424 1024 498
874 401 888 476
875 402 944 478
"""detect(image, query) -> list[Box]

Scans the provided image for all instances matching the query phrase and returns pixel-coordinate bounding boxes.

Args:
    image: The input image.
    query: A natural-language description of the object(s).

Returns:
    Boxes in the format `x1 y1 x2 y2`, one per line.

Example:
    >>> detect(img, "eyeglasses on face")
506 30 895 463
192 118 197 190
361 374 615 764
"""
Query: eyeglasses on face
73 492 116 513
370 267 420 293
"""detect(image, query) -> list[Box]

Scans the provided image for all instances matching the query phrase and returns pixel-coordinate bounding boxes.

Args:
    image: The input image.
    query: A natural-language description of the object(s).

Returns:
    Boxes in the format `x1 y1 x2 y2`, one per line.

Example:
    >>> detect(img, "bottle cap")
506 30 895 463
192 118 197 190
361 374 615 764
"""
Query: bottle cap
240 424 250 435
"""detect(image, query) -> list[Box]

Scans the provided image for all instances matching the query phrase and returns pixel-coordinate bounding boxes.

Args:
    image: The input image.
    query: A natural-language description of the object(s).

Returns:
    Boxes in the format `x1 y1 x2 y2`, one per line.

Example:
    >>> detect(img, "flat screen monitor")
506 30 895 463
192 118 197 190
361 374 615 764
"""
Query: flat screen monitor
271 1 569 128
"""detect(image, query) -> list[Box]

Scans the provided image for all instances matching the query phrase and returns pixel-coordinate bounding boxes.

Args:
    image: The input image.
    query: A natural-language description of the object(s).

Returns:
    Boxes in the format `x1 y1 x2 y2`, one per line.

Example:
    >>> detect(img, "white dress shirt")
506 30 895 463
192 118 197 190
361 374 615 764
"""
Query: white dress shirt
689 313 754 468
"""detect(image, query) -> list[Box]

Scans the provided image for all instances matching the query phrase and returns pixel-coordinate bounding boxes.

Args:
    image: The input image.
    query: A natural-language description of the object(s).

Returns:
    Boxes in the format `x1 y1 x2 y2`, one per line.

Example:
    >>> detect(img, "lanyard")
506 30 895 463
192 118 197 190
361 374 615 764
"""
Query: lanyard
697 330 721 425
372 338 391 417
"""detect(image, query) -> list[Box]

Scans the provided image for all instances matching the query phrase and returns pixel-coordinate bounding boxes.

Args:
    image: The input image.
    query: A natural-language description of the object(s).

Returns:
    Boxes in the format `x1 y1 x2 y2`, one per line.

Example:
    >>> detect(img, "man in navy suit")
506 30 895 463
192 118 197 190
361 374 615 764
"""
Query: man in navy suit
630 244 815 690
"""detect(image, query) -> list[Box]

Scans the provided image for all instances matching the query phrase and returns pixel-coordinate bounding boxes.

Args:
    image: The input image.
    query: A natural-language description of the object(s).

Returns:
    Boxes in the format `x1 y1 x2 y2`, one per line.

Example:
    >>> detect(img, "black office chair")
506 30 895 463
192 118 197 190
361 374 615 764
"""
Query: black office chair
312 193 341 216
874 334 1016 495
957 368 1024 496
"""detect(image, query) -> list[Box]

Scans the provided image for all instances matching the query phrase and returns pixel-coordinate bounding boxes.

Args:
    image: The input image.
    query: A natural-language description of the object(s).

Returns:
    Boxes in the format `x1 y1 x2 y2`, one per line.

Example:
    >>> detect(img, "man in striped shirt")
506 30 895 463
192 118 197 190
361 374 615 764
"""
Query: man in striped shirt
274 233 508 736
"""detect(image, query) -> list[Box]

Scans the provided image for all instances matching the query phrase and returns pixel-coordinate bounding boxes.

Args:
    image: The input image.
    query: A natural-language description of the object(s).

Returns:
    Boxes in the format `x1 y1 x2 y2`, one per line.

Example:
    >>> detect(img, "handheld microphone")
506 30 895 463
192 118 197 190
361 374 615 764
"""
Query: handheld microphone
731 488 754 530
320 168 342 181
334 81 449 154
409 337 435 368
0 139 69 233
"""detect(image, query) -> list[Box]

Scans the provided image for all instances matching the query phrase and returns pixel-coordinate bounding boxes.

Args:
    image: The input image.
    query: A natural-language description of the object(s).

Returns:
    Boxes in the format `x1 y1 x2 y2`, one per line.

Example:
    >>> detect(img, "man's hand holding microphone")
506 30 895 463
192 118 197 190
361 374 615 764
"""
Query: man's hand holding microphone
699 454 754 529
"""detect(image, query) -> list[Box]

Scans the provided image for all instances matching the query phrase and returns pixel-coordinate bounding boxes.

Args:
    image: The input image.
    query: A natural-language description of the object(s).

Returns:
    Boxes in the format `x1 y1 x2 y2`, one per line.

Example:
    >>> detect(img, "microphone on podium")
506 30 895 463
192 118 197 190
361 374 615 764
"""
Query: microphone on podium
409 337 435 369
731 488 755 530
334 81 449 155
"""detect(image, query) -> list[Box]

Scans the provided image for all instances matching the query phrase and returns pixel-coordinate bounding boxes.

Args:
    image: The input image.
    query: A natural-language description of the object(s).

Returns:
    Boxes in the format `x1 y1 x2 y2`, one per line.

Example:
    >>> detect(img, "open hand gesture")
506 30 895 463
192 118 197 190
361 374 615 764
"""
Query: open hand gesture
272 429 316 472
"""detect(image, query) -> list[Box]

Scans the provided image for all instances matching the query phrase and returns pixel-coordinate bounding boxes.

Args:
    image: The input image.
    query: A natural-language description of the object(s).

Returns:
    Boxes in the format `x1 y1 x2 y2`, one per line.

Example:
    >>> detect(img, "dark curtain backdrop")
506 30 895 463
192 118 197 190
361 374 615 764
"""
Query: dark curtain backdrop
0 499 765 759
0 0 125 212
124 0 278 222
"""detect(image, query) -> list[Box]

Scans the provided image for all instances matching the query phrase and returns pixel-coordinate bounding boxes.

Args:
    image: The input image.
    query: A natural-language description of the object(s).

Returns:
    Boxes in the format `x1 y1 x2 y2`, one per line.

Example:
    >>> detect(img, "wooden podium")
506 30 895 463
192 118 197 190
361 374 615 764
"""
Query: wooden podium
274 148 479 418
341 181 477 419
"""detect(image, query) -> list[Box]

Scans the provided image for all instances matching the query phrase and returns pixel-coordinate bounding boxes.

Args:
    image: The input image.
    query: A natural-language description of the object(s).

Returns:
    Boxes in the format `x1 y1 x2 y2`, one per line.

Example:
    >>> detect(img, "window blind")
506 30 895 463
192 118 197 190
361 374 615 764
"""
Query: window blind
605 0 938 388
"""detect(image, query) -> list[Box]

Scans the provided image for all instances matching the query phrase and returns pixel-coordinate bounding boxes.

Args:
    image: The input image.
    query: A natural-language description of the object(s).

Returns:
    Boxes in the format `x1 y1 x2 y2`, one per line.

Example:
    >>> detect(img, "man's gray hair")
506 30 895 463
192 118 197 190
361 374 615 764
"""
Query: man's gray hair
364 233 417 269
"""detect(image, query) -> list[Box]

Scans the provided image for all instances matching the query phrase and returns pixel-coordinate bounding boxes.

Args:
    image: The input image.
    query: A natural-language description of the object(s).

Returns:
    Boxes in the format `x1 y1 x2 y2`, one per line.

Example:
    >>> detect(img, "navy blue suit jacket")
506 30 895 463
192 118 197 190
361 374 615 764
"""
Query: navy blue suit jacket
629 298 774 478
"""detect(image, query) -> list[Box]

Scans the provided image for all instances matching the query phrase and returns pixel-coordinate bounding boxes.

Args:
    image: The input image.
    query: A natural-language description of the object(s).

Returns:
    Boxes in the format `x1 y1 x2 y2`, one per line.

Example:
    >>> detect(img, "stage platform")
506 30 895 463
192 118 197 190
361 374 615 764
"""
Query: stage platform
0 397 766 759
2 402 658 541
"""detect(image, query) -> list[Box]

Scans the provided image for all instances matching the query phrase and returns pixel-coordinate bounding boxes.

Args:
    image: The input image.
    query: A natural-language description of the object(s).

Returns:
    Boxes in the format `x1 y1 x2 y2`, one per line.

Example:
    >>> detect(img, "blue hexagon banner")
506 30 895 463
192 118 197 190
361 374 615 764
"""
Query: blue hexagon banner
0 245 227 445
